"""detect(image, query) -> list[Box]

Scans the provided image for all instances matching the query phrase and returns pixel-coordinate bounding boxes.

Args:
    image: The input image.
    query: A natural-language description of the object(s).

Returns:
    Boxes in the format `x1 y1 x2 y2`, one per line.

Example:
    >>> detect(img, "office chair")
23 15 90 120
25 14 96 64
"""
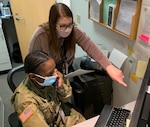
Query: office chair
7 64 24 127
7 64 84 127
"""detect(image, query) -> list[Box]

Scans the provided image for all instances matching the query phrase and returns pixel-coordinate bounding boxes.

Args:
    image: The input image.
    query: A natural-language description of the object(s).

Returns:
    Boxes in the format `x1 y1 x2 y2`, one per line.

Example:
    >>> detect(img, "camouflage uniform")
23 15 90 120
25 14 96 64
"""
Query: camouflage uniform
11 75 85 127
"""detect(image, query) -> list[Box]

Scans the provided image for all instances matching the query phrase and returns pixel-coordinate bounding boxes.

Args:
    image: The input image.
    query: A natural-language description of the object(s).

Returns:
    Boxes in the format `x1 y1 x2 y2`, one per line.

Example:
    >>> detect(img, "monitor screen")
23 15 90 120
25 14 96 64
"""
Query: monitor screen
129 59 150 127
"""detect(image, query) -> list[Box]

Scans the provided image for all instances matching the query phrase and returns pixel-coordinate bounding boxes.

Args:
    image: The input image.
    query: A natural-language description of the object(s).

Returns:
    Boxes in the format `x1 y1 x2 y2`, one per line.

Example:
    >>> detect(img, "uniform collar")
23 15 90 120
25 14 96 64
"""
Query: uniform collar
25 77 54 100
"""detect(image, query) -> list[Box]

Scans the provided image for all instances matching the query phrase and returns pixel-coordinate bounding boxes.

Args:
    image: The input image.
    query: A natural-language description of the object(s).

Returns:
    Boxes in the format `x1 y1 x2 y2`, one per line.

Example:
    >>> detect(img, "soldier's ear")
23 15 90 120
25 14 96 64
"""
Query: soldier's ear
28 73 36 80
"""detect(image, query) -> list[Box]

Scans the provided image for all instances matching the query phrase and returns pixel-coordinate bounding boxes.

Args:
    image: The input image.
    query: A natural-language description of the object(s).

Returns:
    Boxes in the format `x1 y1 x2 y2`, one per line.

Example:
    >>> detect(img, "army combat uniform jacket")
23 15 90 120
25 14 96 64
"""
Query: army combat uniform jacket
11 76 85 127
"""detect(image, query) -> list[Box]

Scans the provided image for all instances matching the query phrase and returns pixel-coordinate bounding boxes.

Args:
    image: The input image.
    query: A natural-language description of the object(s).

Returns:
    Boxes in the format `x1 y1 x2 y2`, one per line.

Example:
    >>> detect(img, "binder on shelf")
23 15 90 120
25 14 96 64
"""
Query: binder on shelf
107 4 116 28
89 0 101 22
115 0 137 36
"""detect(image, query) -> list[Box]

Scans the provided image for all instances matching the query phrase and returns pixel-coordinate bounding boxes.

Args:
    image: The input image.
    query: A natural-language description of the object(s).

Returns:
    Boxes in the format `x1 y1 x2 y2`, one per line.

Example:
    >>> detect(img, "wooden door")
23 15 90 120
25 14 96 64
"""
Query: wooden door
10 0 55 60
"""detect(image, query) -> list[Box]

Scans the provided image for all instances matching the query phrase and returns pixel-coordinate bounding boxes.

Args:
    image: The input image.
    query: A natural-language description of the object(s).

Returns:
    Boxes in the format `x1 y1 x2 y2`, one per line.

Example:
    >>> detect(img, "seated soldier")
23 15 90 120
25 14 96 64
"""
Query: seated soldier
11 51 85 127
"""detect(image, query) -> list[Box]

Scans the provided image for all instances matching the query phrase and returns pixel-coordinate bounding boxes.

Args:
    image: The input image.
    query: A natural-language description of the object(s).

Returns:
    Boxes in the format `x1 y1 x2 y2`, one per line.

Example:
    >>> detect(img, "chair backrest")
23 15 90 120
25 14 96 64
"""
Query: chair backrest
7 64 26 127
7 64 26 92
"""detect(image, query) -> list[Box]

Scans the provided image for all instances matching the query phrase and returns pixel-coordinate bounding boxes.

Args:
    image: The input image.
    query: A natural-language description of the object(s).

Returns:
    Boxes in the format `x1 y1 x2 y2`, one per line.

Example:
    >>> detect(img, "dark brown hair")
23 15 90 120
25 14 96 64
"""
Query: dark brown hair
24 51 50 74
44 3 76 60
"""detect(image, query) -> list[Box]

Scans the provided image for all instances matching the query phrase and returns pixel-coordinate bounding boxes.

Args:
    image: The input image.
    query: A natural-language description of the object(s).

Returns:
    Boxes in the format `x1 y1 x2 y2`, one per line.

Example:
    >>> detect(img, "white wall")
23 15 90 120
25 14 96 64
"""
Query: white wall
70 0 142 106
0 0 9 6
56 0 70 8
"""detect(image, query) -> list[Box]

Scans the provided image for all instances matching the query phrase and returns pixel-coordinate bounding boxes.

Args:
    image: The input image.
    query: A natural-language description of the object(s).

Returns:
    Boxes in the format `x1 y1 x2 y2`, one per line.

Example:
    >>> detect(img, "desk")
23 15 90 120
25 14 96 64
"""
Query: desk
72 115 99 127
72 101 136 127
122 101 136 115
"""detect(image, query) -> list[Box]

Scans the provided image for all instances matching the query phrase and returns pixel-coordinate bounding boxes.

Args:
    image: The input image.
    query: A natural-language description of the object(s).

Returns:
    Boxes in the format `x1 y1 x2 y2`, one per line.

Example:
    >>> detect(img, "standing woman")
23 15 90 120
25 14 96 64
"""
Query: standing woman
29 3 126 87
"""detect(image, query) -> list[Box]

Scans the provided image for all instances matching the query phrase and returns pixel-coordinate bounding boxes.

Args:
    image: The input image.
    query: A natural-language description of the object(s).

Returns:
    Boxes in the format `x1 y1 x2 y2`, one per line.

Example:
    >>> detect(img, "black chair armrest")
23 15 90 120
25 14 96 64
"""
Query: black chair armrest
8 112 22 127
70 79 84 113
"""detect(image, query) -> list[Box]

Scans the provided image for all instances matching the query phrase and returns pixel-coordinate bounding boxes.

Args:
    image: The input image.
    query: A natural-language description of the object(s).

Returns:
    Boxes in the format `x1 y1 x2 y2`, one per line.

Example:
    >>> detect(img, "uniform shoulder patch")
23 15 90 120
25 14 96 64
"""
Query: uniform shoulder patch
19 107 34 123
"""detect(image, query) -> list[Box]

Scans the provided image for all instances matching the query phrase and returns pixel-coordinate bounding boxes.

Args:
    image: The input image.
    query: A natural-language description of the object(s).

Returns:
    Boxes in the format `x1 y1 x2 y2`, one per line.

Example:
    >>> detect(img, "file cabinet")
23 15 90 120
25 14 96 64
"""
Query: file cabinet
0 19 12 71
72 58 112 119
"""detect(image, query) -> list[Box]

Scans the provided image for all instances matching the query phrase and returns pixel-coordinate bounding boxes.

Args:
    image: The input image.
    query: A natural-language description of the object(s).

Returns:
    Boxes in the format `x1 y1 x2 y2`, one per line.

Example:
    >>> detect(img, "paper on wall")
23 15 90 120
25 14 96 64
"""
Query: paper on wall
96 0 102 5
135 60 148 78
109 48 128 69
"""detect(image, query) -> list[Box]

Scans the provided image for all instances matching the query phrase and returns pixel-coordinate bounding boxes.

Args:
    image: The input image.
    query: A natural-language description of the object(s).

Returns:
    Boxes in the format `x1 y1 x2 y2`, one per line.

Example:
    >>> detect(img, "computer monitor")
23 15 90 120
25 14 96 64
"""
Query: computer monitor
129 59 150 127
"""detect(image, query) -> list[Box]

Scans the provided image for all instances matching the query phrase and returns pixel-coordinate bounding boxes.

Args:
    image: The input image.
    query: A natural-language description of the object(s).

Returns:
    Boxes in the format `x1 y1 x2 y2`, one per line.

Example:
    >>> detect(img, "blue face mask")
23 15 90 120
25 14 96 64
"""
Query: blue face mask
34 74 57 87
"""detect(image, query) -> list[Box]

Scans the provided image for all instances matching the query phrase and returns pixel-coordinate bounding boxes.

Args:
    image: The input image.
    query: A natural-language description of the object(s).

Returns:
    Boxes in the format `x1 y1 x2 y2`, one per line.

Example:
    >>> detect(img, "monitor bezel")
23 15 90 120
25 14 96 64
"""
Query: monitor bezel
129 59 150 127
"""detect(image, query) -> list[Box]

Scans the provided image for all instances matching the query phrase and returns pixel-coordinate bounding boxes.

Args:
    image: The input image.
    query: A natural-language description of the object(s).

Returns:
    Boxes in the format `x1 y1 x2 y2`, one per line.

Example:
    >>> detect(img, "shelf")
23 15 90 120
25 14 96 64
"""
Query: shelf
88 0 142 40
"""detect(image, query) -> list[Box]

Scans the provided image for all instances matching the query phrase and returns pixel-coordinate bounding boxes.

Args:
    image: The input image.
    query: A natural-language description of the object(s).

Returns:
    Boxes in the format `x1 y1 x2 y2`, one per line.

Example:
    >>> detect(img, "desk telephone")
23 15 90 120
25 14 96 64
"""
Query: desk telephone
80 56 104 72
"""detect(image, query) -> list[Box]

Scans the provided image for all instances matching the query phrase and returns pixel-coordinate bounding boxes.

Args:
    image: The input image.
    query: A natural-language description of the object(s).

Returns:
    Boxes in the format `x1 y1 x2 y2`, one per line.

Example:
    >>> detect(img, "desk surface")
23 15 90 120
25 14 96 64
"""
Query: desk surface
72 115 99 127
72 101 136 127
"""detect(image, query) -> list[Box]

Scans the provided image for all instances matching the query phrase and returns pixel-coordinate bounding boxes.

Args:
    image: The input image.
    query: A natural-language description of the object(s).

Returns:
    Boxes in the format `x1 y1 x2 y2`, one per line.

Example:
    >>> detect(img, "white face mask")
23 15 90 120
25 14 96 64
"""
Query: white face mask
57 28 72 38
34 74 57 87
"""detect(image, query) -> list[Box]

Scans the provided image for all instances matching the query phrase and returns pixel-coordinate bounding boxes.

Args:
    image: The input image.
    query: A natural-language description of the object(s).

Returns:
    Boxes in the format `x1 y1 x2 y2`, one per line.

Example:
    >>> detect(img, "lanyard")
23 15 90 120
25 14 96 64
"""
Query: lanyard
62 62 68 84
62 62 68 75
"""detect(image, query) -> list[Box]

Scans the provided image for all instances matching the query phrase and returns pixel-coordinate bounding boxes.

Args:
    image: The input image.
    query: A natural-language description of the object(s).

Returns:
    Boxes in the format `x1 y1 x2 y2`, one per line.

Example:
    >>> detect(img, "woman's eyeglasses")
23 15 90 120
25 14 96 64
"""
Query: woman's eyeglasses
56 23 74 31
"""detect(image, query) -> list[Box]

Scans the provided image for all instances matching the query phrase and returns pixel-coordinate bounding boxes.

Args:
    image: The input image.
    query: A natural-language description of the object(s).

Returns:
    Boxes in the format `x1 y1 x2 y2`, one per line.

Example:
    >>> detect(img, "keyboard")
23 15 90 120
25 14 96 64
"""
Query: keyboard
94 105 130 127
